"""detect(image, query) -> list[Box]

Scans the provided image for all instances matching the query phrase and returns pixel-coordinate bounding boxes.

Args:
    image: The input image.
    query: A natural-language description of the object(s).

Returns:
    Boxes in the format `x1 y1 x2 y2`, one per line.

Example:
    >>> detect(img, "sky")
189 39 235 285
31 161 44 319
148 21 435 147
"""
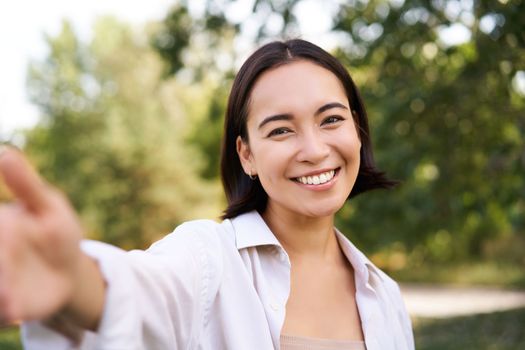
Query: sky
0 0 177 140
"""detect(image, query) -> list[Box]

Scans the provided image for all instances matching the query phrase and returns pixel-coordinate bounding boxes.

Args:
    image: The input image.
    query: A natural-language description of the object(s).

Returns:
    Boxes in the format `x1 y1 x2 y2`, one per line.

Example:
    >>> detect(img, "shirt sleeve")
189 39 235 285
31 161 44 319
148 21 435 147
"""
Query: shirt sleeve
21 220 223 350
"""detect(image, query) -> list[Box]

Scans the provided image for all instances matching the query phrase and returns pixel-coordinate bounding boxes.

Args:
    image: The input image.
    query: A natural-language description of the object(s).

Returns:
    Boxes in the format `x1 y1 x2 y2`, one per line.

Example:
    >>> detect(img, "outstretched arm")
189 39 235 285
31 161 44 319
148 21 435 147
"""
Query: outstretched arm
0 146 105 335
1 146 221 349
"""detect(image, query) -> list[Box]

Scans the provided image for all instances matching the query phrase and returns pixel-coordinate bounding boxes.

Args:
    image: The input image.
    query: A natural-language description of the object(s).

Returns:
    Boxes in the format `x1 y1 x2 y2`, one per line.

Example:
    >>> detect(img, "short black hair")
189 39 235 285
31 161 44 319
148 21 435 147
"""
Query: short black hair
220 39 397 219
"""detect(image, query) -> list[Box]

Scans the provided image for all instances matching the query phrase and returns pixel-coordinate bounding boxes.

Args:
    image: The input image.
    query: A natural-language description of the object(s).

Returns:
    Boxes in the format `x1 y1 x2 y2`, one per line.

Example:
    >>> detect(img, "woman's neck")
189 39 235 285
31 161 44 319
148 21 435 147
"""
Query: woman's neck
261 204 341 263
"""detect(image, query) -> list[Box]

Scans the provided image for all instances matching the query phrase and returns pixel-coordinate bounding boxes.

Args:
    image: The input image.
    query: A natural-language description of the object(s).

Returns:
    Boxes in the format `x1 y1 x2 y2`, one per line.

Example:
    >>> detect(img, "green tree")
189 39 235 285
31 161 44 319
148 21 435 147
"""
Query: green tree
25 18 221 248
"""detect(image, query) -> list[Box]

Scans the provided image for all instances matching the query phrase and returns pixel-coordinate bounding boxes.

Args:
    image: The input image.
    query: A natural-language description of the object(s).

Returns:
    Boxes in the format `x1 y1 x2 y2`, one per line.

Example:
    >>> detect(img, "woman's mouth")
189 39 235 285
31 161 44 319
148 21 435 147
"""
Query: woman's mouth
293 168 340 185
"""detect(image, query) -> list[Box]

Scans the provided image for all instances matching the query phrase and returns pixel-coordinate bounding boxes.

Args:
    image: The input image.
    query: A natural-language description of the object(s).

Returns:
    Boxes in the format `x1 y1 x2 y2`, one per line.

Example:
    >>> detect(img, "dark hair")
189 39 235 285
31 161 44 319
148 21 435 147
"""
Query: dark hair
220 39 397 219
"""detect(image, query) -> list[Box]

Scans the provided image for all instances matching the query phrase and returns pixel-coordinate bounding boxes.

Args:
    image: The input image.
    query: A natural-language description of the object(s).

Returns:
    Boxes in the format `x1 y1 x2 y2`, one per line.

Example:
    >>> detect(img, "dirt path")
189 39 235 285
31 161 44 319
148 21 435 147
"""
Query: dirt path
400 283 525 318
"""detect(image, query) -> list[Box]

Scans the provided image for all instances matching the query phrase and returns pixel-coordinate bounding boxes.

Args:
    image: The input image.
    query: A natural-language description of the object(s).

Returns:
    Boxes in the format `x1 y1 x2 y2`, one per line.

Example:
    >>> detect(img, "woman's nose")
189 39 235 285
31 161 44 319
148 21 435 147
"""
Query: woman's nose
296 131 330 164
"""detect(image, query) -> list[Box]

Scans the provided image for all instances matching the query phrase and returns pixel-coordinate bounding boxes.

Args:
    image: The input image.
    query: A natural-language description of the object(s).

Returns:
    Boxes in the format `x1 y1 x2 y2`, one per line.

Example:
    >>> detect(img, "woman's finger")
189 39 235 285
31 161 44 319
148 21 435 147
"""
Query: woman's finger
0 146 51 213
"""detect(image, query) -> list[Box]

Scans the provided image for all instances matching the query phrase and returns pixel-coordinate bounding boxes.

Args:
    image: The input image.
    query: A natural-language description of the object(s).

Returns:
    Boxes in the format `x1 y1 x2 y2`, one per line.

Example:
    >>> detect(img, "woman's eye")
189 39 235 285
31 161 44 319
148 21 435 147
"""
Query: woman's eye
267 128 292 137
321 115 344 126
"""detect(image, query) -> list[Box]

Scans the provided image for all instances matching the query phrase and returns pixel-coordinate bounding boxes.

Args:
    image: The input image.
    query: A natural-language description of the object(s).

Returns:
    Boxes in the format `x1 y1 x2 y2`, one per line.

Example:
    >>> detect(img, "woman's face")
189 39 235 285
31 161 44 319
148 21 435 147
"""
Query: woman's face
237 60 361 219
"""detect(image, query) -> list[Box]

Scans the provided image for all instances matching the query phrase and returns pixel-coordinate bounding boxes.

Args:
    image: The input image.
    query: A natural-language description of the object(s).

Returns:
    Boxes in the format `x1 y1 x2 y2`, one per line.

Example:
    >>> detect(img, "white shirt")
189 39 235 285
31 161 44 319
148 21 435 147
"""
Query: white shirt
22 211 415 350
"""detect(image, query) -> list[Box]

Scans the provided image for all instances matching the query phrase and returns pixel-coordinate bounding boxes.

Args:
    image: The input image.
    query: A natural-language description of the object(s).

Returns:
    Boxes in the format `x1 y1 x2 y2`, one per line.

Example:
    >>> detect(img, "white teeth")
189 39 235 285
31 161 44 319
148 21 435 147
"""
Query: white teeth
296 170 336 185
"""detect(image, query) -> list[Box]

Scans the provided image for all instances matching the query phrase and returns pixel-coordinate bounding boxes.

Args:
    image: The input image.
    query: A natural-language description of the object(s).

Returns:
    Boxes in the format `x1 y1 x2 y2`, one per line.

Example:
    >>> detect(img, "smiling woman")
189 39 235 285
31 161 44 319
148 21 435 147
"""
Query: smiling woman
0 40 413 350
221 40 397 221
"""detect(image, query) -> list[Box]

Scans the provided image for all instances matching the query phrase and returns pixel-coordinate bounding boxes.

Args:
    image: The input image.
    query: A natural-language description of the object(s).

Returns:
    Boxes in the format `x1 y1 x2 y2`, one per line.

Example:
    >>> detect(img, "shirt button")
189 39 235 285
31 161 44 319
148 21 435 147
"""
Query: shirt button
270 302 279 311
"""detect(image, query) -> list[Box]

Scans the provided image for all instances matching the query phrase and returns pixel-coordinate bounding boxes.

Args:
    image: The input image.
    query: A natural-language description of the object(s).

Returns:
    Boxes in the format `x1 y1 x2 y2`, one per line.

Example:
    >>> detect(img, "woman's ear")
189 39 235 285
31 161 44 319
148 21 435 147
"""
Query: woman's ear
236 136 255 176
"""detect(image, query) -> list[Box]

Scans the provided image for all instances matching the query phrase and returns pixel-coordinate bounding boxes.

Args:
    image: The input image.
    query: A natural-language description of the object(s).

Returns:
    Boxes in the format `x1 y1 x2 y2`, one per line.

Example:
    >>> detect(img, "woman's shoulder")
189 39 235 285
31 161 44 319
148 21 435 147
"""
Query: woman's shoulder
372 266 403 293
336 230 404 295
148 217 236 254
175 218 225 234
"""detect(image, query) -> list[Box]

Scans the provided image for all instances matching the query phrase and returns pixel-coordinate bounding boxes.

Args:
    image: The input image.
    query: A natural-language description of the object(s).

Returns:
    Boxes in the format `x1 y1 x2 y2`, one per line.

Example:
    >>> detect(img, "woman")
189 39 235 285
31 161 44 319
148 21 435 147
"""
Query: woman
0 39 414 349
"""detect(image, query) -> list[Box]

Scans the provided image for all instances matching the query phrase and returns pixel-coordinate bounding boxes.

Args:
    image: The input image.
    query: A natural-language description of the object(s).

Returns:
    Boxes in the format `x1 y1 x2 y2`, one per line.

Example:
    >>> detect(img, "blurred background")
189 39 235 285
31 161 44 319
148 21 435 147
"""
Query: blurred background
0 0 524 348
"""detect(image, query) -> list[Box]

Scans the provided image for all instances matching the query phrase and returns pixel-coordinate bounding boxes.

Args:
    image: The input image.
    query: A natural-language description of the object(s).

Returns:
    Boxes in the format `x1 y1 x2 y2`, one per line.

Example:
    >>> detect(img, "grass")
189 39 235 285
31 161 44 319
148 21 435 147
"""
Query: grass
3 308 525 349
390 261 525 289
414 307 525 350
0 327 21 350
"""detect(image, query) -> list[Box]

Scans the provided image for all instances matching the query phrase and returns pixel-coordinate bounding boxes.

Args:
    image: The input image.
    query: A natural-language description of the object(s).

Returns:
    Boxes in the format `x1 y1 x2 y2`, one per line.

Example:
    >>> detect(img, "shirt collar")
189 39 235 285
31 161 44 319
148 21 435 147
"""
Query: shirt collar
229 210 384 282
230 210 282 250
335 228 385 282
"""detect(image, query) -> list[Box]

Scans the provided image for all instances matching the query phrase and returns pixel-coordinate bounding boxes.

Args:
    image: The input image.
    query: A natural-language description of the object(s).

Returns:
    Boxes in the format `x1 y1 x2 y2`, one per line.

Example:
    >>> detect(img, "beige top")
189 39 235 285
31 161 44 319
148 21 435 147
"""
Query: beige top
280 335 367 350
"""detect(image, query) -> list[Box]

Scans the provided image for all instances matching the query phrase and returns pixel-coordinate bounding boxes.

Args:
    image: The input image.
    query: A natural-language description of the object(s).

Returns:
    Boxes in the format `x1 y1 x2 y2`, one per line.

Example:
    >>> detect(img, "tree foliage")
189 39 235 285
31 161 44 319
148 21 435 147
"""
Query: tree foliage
25 19 221 248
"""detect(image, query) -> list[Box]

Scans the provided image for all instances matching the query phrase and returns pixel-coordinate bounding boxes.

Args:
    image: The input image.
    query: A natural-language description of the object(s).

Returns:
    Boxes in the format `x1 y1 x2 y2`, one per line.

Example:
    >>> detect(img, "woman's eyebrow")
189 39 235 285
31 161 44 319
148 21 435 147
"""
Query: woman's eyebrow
257 102 348 130
314 102 348 116
258 114 292 130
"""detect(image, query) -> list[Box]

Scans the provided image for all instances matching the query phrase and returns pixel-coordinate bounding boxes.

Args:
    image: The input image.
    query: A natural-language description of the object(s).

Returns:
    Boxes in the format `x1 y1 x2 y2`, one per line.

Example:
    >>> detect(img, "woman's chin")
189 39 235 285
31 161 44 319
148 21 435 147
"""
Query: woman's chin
266 197 346 220
300 204 343 219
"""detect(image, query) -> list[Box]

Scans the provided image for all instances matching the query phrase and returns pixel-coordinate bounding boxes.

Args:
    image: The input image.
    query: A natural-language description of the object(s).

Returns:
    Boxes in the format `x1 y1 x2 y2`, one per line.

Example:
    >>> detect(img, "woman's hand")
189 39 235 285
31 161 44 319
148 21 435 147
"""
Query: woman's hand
0 146 105 334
